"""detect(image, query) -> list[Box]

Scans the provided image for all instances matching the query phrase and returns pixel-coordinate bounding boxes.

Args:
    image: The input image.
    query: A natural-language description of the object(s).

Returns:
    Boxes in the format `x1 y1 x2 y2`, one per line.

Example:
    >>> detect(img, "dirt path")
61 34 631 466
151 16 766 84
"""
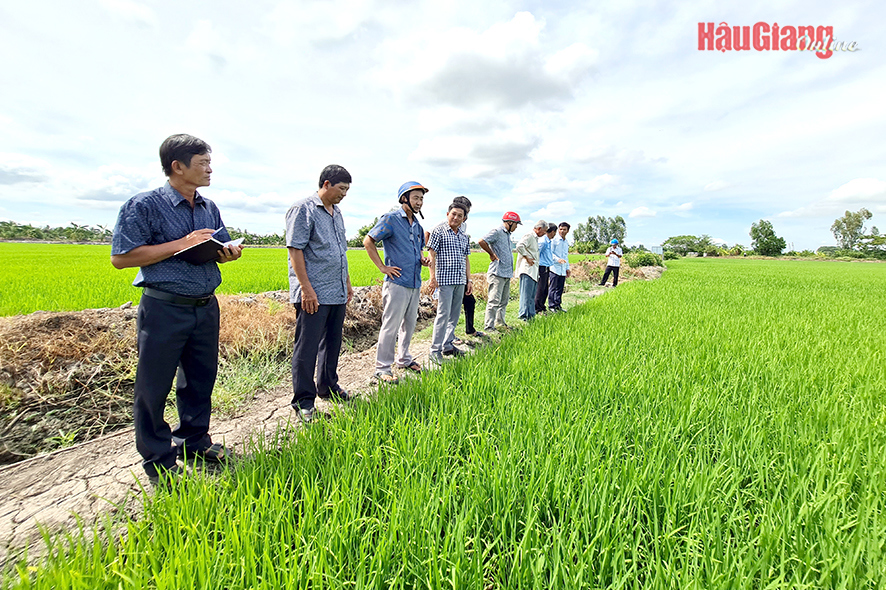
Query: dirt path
0 283 630 568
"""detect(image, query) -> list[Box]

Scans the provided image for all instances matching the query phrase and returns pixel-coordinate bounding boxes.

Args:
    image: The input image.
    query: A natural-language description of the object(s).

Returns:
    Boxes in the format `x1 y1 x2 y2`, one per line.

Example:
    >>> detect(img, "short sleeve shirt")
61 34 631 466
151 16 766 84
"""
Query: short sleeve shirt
367 208 425 289
539 235 554 267
427 224 470 286
482 225 514 278
111 182 229 297
285 193 349 304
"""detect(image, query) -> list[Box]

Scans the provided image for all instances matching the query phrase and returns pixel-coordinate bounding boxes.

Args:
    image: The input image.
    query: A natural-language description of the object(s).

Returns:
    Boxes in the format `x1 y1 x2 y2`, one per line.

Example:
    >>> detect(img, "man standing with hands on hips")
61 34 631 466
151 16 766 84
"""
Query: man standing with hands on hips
286 165 354 424
111 133 242 485
364 181 430 382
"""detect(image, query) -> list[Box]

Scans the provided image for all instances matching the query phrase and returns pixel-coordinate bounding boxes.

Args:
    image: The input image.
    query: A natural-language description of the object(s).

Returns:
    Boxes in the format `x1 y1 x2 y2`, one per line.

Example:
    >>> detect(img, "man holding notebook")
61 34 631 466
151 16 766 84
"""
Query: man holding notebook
111 134 242 485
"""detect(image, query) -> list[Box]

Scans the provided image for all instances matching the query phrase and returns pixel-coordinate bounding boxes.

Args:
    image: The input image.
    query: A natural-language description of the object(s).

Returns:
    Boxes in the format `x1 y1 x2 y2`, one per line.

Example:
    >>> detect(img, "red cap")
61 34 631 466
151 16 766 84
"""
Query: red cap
502 211 522 224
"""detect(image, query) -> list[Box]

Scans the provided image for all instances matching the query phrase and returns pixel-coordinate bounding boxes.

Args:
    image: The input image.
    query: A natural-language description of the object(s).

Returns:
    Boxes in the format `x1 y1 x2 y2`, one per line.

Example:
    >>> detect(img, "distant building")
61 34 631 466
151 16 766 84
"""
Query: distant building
650 246 663 255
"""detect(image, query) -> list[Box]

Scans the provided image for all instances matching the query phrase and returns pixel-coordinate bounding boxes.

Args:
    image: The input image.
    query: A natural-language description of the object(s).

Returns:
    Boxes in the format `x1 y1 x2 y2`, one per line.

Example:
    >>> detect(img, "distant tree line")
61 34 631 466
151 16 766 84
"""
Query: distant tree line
660 210 884 260
0 221 112 242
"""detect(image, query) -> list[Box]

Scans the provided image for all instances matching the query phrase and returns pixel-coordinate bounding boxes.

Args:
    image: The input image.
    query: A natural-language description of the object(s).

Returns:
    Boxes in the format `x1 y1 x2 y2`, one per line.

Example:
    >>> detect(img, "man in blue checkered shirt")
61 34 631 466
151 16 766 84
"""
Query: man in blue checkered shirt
426 202 472 364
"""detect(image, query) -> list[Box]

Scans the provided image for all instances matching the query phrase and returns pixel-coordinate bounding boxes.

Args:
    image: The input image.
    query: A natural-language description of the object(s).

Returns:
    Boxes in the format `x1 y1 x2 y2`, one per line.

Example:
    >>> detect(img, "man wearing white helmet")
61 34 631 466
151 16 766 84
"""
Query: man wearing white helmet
600 238 623 287
364 182 430 381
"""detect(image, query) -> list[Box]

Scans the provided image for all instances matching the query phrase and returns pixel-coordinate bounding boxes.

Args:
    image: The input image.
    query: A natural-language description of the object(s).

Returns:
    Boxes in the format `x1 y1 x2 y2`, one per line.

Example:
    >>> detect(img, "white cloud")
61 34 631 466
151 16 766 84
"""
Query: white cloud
828 178 886 203
778 178 886 218
74 165 158 203
704 181 729 192
99 0 156 27
677 202 693 211
629 206 656 218
531 200 576 220
374 12 596 110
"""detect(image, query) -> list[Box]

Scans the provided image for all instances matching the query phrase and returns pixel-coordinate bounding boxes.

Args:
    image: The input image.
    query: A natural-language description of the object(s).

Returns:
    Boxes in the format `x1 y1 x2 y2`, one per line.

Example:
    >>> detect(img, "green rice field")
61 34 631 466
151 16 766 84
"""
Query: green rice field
5 258 886 588
0 244 598 317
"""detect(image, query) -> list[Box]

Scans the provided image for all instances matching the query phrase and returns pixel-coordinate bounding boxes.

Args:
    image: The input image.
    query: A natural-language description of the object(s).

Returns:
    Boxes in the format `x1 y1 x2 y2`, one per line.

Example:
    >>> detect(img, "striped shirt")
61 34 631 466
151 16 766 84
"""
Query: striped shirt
285 193 349 305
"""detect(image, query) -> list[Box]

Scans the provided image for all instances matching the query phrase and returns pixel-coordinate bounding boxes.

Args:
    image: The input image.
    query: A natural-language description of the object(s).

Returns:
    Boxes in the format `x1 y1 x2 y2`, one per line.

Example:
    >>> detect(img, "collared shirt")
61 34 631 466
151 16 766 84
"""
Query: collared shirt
427 223 470 286
285 192 349 305
368 207 425 289
538 234 553 267
606 246 623 267
515 231 540 281
550 235 571 276
111 182 229 297
481 224 514 278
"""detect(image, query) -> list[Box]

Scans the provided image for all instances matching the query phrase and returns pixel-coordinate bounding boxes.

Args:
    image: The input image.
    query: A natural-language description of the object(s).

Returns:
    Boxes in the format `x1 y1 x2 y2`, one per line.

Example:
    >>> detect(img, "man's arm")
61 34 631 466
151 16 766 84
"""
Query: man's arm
363 234 401 279
111 228 217 269
515 234 535 266
427 248 438 291
478 239 498 261
465 254 473 296
288 247 319 314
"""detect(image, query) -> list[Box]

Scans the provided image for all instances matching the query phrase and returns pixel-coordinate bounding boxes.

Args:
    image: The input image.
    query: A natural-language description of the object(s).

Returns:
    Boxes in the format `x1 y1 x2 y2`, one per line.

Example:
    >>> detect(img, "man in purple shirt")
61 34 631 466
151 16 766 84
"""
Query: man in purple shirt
111 134 242 485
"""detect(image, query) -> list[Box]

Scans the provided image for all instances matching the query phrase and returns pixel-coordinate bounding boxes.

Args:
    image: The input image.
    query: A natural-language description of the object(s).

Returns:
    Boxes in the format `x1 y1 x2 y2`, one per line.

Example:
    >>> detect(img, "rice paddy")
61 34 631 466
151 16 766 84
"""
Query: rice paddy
5 258 885 588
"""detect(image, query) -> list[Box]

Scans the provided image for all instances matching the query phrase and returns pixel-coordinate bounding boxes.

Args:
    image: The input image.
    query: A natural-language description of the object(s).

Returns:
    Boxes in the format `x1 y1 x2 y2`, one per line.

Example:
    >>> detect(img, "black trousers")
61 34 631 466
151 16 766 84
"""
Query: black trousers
535 266 550 313
548 273 566 310
601 265 620 286
134 294 219 477
291 303 346 411
463 290 476 333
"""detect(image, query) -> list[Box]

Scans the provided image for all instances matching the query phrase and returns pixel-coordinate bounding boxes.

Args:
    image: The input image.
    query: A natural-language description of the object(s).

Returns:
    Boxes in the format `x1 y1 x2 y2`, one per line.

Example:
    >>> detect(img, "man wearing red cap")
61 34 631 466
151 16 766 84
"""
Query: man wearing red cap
363 182 430 381
478 212 521 332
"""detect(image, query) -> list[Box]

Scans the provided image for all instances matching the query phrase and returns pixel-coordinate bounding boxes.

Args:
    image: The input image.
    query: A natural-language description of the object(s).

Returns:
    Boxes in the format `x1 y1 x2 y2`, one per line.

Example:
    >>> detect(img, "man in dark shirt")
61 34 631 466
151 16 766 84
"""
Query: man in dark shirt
111 134 242 484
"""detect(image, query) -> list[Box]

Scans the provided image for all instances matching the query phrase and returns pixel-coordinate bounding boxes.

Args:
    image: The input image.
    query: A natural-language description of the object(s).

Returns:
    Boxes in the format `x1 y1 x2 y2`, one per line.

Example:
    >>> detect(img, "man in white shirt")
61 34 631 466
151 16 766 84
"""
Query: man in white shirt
515 220 547 320
600 238 623 287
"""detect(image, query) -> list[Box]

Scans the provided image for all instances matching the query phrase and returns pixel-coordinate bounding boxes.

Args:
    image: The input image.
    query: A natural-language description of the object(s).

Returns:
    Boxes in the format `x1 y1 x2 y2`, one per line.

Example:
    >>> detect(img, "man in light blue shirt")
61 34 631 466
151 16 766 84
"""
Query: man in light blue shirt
534 223 557 314
548 222 571 312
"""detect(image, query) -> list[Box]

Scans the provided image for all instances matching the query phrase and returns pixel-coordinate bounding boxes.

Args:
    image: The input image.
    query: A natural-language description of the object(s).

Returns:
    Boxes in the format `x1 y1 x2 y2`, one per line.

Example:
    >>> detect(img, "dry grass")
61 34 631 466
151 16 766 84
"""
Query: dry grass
0 287 435 464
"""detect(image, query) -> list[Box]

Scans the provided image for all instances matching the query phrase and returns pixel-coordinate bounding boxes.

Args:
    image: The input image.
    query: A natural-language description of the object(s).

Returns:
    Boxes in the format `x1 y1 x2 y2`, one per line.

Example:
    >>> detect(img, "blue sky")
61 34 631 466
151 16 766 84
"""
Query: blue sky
1 0 883 250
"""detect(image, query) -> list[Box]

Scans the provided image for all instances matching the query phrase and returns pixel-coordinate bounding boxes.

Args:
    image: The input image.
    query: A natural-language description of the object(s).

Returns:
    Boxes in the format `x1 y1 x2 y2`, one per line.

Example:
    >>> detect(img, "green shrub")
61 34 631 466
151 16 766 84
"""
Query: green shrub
663 250 679 260
625 251 662 267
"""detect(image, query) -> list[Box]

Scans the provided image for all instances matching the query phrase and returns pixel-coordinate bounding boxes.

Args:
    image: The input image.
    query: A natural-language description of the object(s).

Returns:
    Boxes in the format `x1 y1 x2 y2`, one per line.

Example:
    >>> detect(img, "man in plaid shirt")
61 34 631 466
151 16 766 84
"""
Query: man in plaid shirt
426 202 472 364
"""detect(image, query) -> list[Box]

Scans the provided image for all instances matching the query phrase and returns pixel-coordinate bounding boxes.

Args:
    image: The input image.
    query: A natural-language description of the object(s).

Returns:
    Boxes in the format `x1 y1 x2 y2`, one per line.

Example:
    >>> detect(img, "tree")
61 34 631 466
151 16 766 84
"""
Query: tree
831 208 873 250
749 220 786 256
573 215 626 251
661 234 712 255
348 217 378 248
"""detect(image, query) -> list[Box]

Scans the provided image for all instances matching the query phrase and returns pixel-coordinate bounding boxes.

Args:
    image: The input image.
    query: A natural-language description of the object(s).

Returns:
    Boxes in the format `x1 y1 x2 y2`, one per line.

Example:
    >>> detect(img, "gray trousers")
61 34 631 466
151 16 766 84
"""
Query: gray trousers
430 283 465 355
376 281 420 373
485 274 510 330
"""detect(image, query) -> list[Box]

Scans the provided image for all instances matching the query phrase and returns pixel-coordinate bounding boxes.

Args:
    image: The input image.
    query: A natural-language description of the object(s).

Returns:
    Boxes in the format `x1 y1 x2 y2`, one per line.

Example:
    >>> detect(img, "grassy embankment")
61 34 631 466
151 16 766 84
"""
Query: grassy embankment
5 258 885 588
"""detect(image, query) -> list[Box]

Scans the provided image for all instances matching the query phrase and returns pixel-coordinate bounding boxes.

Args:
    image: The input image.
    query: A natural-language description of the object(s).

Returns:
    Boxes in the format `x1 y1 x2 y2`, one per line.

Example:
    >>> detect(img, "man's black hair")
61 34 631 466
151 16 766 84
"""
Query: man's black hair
447 203 467 215
319 165 352 188
558 222 571 229
547 223 557 233
452 195 472 212
159 134 211 177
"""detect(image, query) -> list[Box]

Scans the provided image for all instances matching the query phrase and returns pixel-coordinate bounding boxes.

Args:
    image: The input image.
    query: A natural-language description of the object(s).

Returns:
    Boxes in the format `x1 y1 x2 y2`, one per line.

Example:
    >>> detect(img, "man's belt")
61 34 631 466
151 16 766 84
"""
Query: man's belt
143 287 214 307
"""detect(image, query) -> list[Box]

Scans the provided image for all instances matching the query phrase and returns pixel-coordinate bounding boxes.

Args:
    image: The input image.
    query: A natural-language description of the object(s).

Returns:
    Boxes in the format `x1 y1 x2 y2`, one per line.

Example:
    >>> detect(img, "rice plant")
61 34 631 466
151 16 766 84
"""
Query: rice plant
5 258 886 589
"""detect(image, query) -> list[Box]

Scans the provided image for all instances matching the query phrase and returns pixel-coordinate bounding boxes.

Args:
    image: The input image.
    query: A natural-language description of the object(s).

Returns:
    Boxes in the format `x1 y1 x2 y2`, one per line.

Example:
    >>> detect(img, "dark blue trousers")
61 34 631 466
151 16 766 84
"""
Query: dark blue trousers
291 303 346 411
548 273 566 310
134 294 218 477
